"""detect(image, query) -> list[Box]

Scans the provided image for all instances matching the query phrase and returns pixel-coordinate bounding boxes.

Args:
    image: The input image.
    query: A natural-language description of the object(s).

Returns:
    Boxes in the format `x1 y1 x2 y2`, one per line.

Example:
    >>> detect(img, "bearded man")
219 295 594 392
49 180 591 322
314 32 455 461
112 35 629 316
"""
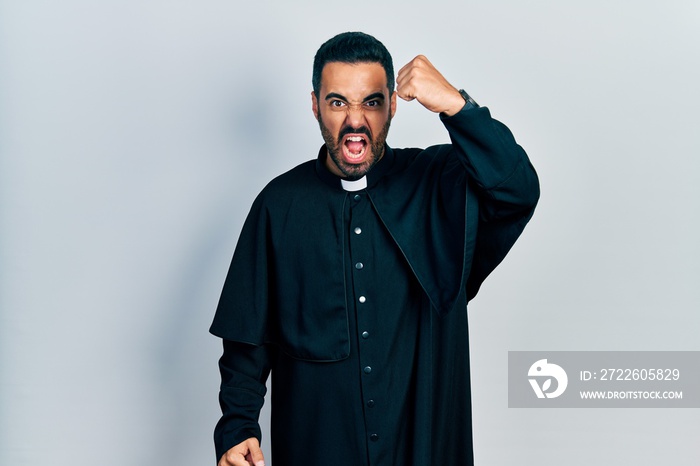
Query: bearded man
210 31 539 466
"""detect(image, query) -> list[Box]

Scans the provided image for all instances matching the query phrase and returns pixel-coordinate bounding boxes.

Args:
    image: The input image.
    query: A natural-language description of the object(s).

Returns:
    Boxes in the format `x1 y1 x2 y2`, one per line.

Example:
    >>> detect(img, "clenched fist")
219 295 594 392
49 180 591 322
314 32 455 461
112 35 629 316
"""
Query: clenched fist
396 55 466 117
218 437 265 466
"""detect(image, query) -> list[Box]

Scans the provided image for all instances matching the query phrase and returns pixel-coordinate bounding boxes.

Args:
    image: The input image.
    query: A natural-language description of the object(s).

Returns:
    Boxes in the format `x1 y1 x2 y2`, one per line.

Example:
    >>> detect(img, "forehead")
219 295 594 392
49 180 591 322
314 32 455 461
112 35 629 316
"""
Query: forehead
320 62 388 97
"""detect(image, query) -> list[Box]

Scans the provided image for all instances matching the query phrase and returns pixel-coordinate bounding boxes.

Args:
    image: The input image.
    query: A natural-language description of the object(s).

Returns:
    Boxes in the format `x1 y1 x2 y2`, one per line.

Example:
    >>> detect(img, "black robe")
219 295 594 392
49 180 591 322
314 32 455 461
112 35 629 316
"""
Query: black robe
210 105 539 465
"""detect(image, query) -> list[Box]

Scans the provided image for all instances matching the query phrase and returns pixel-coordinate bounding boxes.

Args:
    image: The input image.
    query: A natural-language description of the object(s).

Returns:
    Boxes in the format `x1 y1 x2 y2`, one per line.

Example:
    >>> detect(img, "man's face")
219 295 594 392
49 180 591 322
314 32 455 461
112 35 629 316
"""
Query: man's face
312 62 397 180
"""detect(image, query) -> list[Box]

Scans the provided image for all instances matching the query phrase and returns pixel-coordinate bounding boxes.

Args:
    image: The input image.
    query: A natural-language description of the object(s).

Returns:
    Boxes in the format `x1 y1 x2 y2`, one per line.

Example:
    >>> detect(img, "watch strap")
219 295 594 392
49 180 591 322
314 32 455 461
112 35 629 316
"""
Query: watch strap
458 89 479 109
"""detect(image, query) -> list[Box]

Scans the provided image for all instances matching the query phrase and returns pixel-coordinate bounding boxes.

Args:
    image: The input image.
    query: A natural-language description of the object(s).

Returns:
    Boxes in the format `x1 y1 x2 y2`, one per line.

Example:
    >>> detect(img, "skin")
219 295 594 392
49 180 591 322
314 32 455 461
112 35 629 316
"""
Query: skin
313 61 396 180
218 437 264 466
218 54 465 466
395 54 466 117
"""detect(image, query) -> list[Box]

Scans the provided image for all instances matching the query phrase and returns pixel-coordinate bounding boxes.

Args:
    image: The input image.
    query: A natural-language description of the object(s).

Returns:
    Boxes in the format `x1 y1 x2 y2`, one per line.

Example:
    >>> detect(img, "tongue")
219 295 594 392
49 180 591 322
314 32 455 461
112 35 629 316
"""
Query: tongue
346 140 365 155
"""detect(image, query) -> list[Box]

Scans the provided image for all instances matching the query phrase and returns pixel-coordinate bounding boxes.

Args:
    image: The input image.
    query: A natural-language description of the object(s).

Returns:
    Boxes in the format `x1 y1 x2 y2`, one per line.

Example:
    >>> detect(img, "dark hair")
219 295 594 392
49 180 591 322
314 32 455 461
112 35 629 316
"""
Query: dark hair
312 32 394 98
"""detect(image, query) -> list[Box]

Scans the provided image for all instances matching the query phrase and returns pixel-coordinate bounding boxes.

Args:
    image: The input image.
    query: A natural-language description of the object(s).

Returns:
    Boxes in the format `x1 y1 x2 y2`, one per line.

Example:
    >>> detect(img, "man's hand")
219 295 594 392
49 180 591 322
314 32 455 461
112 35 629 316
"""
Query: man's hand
396 55 466 117
218 437 265 466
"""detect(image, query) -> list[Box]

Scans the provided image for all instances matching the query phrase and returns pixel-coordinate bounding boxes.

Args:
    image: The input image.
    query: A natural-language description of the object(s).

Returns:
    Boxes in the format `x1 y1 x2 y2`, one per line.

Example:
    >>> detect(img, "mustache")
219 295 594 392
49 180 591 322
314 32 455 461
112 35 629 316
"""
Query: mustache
338 125 371 141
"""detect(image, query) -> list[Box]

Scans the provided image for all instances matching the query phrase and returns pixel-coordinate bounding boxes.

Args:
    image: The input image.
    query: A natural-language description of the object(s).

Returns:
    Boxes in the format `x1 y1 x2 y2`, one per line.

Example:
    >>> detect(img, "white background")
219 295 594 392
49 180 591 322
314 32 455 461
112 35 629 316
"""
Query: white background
1 1 699 465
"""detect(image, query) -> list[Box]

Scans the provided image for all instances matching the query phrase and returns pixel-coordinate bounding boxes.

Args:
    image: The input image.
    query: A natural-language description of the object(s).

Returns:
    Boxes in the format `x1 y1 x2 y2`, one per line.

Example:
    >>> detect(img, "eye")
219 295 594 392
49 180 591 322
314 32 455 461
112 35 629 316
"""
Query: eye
330 100 345 108
365 100 382 109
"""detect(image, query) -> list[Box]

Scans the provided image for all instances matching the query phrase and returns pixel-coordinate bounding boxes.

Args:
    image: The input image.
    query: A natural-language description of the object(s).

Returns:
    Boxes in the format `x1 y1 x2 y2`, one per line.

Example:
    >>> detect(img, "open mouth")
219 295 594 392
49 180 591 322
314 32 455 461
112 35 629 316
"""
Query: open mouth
342 134 368 163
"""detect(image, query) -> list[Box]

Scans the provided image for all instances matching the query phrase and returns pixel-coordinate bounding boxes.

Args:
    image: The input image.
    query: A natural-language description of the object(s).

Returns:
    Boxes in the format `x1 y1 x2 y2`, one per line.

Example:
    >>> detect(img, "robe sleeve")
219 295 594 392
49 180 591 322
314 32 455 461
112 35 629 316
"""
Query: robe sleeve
441 105 540 300
214 340 274 462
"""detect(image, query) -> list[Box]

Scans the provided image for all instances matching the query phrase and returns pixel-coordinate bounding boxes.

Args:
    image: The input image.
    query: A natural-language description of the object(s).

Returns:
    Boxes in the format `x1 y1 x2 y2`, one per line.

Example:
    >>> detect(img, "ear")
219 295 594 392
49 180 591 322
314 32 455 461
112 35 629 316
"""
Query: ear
390 91 397 118
311 91 319 121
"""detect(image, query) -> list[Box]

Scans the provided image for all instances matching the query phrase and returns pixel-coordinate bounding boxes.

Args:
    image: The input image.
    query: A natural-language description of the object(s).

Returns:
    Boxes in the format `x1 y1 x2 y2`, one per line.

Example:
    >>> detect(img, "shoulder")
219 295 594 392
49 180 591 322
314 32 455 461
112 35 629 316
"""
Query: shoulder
254 159 318 202
265 159 316 191
249 158 342 219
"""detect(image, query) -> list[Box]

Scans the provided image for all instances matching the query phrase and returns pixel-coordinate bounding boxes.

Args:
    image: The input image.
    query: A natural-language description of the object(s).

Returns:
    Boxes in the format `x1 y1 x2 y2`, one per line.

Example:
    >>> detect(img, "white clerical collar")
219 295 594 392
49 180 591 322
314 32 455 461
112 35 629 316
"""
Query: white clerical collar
340 176 367 192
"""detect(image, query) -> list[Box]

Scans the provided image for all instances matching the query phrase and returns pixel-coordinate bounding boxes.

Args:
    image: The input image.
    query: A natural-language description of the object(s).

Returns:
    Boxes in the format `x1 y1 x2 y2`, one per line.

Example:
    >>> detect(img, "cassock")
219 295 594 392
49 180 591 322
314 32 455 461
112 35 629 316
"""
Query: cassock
210 103 540 466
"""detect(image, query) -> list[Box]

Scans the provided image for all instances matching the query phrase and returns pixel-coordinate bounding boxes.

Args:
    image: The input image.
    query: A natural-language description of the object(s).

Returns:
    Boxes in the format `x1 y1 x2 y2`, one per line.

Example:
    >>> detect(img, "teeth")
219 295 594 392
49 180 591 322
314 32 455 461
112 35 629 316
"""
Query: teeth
347 136 364 142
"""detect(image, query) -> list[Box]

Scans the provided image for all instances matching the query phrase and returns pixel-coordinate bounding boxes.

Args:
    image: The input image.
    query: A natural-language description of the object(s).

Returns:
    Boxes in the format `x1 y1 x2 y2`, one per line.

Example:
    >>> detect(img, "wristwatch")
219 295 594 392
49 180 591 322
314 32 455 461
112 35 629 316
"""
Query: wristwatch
458 89 479 108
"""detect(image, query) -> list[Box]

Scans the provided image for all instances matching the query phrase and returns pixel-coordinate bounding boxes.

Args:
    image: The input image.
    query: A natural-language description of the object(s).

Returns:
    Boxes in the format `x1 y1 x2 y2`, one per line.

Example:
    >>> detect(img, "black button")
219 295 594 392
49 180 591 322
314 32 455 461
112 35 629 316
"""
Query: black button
355 262 364 270
366 399 375 408
370 433 379 442
361 331 369 339
363 366 372 374
354 194 361 201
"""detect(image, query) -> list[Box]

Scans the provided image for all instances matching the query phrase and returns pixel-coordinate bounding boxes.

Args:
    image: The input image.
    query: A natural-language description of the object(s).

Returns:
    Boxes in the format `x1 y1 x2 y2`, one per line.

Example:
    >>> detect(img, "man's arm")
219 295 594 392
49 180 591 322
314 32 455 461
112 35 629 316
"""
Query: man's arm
215 340 274 466
397 54 538 210
397 55 539 300
397 54 538 207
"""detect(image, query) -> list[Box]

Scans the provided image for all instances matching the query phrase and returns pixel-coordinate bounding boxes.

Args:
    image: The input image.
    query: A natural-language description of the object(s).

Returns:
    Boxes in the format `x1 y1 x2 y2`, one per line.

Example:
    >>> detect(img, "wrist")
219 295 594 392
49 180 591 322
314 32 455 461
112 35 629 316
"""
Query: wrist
441 88 469 117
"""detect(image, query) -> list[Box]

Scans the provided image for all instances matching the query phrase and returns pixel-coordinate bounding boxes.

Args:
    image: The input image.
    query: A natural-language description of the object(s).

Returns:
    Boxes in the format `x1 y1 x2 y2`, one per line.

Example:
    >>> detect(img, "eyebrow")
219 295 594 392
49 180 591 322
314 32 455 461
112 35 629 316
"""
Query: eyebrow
324 92 386 103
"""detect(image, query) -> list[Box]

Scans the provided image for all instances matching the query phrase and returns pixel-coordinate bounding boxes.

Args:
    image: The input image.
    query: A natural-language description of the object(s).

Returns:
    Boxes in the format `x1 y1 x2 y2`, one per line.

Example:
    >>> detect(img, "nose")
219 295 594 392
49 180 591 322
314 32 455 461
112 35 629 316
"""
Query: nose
344 104 366 127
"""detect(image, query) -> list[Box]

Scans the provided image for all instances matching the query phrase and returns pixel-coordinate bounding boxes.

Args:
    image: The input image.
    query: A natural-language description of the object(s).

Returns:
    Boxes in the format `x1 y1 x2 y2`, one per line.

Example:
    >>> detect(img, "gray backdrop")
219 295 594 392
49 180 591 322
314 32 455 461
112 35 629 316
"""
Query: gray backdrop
1 1 698 465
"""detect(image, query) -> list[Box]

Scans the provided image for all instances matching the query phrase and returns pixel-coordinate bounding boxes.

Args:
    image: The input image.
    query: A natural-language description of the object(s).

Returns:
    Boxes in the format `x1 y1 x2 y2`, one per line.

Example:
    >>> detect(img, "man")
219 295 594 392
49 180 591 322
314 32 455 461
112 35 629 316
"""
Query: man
211 32 539 466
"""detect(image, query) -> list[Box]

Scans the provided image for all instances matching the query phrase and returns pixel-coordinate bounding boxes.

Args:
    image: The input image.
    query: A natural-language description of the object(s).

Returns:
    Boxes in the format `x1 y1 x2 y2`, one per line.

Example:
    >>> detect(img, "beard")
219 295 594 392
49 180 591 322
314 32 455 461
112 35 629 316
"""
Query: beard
318 112 392 180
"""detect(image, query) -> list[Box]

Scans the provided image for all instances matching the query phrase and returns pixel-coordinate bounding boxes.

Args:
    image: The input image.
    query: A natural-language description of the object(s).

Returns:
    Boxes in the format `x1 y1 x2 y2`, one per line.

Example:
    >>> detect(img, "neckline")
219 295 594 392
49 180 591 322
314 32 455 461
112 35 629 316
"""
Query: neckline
315 145 395 191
